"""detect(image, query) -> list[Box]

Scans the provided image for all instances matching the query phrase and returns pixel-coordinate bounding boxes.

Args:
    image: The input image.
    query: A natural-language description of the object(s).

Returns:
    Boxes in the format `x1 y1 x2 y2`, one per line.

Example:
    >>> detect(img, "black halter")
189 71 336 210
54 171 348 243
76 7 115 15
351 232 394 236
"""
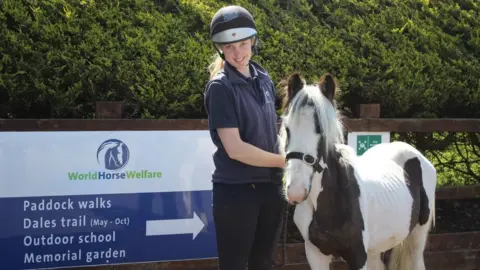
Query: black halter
285 152 327 173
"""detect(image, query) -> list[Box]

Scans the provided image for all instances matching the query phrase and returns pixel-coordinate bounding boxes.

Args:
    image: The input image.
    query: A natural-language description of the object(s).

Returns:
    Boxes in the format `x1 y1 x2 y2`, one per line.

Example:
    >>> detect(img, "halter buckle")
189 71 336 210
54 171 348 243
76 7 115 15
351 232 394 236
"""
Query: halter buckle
286 151 326 174
302 154 316 166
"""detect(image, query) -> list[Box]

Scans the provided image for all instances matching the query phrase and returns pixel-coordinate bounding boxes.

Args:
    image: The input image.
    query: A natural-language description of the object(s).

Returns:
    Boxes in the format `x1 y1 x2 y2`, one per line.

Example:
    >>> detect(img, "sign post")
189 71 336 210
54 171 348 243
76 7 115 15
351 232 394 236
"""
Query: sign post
0 130 218 270
347 132 390 156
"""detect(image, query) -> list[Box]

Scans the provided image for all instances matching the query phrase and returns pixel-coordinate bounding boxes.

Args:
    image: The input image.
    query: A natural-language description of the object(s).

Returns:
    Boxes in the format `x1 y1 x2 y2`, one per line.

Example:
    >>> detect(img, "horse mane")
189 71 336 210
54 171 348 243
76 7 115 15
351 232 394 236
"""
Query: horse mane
276 77 291 113
278 75 346 158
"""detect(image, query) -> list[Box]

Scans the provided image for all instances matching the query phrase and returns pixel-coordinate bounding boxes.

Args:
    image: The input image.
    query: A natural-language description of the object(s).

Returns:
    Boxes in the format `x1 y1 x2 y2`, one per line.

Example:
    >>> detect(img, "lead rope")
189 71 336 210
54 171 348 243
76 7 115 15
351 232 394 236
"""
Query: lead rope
272 201 289 268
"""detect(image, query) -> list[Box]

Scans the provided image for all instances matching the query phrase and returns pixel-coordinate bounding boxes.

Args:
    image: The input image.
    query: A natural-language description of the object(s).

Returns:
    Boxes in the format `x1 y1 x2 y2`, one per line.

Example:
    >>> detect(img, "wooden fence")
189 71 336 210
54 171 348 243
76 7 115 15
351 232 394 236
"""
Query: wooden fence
1 103 479 270
1 103 479 132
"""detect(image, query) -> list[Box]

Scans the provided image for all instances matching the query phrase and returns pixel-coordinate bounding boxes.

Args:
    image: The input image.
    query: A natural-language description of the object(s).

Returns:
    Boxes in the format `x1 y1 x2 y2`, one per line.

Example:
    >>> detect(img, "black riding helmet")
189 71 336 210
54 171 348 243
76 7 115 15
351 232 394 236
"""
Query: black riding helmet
210 5 259 59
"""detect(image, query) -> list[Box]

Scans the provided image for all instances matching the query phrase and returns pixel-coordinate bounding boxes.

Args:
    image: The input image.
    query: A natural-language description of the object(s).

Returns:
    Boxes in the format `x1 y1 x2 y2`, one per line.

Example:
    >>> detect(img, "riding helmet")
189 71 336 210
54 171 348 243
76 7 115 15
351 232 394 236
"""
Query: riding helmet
210 5 258 44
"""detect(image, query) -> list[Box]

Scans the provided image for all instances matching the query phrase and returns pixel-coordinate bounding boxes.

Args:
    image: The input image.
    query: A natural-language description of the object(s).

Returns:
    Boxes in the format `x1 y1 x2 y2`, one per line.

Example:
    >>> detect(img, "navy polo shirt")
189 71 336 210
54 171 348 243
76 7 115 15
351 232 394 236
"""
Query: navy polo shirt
204 60 283 184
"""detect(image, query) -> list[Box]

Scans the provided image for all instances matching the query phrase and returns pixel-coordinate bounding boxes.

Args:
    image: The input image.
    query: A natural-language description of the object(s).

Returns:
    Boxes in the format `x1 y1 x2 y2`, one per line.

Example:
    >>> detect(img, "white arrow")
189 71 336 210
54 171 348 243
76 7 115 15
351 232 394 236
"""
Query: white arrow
145 212 206 240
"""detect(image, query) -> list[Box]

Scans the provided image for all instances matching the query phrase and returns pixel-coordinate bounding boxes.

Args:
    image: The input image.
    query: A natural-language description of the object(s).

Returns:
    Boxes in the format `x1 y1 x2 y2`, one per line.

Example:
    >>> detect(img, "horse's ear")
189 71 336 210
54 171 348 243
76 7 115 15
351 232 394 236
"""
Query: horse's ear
287 72 304 101
279 72 305 111
318 73 338 102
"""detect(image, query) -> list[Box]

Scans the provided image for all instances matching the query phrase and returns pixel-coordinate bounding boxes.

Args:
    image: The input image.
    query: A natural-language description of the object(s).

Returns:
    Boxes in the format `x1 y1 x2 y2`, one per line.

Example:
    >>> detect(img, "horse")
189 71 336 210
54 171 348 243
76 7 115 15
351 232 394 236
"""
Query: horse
276 72 437 270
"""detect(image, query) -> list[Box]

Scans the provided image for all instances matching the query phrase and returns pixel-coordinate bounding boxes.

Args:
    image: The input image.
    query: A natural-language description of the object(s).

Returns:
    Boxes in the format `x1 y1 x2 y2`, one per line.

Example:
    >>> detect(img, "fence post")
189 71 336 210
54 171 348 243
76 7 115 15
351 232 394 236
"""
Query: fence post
357 104 380 118
95 101 124 119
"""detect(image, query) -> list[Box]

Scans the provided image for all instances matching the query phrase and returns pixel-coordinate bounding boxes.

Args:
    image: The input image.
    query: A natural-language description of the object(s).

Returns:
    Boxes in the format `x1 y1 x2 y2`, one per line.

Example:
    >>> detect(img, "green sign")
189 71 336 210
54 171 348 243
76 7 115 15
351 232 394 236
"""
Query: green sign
356 135 382 155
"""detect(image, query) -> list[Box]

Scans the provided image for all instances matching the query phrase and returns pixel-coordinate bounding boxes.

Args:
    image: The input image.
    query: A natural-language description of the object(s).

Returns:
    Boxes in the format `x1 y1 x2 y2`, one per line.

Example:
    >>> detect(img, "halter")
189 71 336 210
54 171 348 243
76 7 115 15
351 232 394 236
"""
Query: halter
285 152 327 174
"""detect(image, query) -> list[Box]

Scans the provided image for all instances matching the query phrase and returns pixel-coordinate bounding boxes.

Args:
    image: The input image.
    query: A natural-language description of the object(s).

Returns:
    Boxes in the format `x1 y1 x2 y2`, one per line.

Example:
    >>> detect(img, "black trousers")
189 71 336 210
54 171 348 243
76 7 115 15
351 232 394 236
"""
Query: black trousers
212 182 286 270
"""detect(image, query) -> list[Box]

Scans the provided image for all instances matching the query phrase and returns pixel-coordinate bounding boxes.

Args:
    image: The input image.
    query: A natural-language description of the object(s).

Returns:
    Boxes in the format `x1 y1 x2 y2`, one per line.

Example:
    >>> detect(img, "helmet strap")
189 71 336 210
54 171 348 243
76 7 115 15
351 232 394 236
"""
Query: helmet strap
213 44 225 60
251 35 259 56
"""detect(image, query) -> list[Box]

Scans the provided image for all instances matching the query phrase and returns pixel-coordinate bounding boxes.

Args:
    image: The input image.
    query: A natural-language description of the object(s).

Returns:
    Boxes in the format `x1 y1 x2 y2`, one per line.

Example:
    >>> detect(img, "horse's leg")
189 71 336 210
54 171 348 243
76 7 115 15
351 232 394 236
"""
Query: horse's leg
357 196 370 270
341 231 368 270
387 222 431 270
367 253 386 270
341 201 369 270
293 202 331 270
408 223 430 270
360 229 369 270
305 240 331 270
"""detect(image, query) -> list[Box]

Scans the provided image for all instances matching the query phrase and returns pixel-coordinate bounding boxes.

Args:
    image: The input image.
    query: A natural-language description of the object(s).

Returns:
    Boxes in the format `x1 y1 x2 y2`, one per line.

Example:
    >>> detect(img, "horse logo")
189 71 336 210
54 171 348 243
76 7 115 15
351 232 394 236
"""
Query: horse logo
96 139 130 171
264 90 273 104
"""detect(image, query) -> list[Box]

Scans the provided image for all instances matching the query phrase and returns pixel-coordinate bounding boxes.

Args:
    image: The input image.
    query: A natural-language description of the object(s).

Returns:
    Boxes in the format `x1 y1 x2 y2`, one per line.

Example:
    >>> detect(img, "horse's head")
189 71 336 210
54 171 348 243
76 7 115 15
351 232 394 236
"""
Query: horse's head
278 72 345 204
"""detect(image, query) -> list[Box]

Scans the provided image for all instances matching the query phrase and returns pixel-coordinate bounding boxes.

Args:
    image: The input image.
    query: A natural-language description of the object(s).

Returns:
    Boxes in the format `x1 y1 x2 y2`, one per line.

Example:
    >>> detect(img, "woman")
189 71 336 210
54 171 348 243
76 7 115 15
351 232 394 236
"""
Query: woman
203 5 287 270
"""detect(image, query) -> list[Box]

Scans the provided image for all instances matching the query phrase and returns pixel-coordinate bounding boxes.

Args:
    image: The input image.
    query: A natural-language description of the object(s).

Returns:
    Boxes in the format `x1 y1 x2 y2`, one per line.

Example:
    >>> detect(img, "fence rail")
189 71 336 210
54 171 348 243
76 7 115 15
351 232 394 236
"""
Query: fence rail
1 118 479 132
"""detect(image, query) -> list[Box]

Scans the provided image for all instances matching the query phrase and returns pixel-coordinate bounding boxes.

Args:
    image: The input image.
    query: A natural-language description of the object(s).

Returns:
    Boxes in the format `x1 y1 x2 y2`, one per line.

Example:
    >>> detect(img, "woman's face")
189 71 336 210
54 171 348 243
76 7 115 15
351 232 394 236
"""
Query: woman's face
219 38 253 73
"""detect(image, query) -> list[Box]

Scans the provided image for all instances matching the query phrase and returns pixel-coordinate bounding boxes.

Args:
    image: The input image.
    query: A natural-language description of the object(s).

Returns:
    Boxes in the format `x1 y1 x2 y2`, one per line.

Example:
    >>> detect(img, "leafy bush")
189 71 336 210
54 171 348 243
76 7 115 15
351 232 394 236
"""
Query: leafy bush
0 0 214 118
1 0 479 119
1 0 478 184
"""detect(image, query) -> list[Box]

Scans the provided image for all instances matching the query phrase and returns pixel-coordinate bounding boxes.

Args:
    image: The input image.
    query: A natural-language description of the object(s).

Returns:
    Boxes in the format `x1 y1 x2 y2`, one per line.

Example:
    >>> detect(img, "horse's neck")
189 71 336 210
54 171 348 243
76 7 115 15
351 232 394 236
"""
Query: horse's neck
307 144 358 210
314 145 359 208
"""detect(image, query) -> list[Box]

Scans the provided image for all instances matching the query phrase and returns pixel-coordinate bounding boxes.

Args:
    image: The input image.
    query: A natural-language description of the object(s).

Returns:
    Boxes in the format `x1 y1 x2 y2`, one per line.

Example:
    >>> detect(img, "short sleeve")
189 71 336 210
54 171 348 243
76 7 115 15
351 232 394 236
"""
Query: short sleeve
204 81 239 130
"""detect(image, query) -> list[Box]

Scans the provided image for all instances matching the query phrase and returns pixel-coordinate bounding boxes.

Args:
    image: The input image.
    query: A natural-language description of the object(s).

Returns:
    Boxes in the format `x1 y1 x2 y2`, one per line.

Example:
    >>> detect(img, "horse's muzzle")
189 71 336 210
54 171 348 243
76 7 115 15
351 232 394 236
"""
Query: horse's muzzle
286 185 308 205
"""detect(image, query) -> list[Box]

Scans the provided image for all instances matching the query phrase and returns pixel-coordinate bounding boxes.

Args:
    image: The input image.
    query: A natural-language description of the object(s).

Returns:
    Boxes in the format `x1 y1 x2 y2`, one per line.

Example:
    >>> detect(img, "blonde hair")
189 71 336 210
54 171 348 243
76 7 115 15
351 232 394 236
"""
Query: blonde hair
208 54 224 79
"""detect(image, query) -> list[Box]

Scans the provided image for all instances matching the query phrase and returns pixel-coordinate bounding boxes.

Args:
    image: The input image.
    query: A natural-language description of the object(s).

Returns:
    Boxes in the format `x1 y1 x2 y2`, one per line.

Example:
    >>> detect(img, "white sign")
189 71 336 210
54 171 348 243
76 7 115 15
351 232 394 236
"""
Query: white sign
0 130 216 198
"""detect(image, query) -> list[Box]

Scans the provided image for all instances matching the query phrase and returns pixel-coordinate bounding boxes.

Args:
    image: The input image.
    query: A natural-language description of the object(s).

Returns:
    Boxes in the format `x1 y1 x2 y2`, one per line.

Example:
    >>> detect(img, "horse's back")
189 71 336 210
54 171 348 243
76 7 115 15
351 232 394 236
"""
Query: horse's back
361 141 423 164
359 141 437 194
359 141 437 214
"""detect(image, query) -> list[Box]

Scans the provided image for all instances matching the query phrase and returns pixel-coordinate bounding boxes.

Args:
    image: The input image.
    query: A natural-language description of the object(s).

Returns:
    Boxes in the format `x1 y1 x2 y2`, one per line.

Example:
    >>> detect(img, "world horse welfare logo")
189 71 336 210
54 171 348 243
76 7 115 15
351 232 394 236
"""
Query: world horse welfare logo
67 139 162 181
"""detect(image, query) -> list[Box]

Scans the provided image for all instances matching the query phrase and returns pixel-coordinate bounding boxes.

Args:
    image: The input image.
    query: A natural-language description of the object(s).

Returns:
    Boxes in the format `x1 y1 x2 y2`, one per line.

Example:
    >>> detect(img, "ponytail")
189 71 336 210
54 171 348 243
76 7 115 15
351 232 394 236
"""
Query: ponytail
208 54 224 79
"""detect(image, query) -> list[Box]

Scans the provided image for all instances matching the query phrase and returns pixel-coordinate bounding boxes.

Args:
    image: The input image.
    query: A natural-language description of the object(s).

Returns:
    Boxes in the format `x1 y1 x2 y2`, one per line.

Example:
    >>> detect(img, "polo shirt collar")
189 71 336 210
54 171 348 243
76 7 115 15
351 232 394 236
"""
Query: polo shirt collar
224 61 259 85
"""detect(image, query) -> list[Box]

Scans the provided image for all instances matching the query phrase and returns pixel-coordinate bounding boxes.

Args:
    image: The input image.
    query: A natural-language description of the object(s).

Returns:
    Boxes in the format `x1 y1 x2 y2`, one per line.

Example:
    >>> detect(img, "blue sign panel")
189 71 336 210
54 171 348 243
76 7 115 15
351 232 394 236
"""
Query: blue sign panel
0 131 218 270
0 191 216 270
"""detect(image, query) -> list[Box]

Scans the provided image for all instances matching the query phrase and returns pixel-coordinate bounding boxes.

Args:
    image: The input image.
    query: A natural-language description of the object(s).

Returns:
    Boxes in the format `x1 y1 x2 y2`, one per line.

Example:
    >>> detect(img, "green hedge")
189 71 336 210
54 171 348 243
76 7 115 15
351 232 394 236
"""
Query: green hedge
1 0 479 119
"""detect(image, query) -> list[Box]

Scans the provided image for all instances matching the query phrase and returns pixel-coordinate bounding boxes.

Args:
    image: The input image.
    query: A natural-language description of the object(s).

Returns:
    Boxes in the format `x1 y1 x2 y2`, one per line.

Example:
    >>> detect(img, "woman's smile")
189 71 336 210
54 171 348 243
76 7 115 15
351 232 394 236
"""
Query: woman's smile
234 56 246 64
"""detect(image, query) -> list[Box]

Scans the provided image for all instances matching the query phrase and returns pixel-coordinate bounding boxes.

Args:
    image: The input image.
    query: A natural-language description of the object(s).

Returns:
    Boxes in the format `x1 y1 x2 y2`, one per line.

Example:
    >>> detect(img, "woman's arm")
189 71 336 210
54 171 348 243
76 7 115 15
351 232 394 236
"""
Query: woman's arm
217 127 285 168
